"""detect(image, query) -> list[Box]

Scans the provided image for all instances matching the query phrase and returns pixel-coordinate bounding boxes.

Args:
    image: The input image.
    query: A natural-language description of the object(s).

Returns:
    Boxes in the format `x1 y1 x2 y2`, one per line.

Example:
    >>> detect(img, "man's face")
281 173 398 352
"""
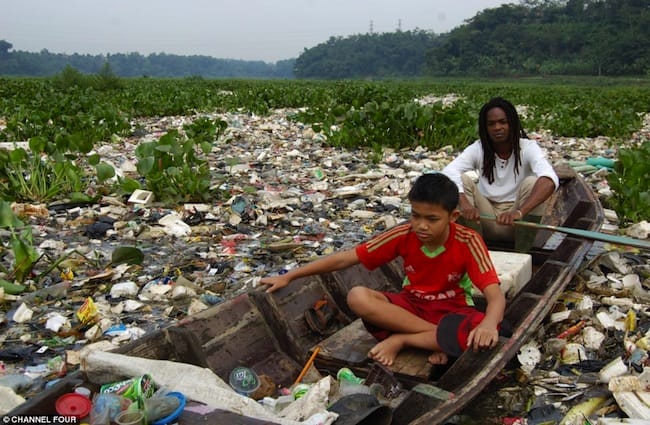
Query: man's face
486 107 510 144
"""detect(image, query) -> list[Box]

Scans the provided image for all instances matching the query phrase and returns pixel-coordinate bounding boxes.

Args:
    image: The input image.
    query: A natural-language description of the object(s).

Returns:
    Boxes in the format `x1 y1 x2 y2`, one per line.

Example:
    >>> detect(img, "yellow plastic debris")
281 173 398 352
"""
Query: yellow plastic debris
625 310 637 332
76 297 99 324
60 268 74 281
559 396 608 425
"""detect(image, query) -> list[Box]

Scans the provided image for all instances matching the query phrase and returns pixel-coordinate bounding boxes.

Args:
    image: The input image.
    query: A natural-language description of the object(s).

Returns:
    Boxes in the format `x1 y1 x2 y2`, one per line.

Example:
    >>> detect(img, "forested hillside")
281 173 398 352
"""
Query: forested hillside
293 31 438 79
427 0 650 76
294 0 650 78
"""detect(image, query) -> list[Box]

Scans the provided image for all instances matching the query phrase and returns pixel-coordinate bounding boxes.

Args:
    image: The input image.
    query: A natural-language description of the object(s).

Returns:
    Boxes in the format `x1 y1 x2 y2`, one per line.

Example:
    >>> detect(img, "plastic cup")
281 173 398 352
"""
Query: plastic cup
114 409 145 425
229 366 260 397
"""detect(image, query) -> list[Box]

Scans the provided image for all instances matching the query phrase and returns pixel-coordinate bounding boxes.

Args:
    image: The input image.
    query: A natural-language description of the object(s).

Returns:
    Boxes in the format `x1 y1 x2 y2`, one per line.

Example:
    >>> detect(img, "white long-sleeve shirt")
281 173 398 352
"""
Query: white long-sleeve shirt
442 138 559 203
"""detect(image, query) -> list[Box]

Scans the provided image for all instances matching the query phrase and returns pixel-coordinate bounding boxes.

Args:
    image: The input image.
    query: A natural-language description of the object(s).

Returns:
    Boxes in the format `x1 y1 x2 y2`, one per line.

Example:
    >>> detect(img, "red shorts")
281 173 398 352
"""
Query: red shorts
363 290 484 349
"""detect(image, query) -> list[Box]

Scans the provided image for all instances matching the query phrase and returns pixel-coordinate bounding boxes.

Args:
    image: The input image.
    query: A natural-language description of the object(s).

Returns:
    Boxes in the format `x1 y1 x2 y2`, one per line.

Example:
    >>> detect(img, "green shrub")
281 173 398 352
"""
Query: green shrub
0 146 83 202
0 201 39 283
606 141 650 225
53 65 93 90
134 121 225 203
94 62 123 91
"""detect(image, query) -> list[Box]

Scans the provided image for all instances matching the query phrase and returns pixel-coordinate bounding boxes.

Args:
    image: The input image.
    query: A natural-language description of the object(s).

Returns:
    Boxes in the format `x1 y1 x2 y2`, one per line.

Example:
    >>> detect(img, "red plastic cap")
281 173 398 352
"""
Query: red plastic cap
55 393 92 419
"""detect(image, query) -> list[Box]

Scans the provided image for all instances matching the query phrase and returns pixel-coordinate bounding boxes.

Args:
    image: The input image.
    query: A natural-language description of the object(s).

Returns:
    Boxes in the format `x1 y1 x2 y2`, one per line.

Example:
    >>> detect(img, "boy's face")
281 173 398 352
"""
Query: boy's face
409 200 459 248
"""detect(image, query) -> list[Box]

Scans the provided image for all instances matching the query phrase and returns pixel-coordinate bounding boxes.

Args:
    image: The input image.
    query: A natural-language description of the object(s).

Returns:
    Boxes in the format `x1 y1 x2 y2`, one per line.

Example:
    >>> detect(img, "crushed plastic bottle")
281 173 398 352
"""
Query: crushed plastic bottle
336 367 365 385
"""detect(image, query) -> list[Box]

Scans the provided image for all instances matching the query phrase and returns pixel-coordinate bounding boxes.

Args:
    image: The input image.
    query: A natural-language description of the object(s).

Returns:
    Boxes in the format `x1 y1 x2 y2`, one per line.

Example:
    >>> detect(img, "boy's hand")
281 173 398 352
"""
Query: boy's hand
259 275 291 293
466 322 499 352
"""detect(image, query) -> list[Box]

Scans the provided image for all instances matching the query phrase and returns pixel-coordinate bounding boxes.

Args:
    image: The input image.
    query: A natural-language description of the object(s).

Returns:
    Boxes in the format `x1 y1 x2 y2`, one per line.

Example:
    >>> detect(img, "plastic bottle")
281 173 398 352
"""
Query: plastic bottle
21 282 70 303
291 383 311 400
90 393 131 425
586 157 615 170
336 367 364 385
336 368 370 396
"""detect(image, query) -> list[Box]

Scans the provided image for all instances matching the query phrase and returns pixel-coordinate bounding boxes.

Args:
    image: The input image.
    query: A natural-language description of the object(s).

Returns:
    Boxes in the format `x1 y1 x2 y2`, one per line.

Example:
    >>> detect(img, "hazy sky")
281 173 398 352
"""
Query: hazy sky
3 0 514 62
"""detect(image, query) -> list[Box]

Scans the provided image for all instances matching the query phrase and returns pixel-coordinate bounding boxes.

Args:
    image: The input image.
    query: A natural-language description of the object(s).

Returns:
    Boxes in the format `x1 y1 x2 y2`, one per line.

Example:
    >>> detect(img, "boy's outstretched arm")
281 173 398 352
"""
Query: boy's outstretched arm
260 248 360 293
466 284 506 351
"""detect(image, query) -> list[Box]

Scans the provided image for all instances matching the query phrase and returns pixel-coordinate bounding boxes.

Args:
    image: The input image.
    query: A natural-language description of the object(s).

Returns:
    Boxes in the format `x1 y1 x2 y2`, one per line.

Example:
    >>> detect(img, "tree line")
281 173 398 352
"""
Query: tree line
1 0 648 79
294 0 650 78
0 41 294 79
425 0 650 77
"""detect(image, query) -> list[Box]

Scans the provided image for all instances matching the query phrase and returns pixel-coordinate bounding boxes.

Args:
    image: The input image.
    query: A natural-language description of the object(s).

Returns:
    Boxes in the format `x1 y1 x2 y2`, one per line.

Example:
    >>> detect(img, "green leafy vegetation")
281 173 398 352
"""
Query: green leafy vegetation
426 0 650 77
294 0 650 79
295 30 436 79
0 201 39 284
133 116 228 203
606 141 650 225
0 76 648 222
0 139 85 203
110 246 145 267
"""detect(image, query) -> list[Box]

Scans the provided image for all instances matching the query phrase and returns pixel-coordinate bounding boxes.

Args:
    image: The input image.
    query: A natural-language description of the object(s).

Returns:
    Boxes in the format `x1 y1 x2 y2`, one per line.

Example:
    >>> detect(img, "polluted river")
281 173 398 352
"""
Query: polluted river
1 106 649 424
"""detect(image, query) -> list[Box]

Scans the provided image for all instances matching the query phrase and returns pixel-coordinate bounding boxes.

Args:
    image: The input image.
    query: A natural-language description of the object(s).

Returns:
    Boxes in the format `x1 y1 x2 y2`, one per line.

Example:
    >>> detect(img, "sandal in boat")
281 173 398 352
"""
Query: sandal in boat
304 299 344 336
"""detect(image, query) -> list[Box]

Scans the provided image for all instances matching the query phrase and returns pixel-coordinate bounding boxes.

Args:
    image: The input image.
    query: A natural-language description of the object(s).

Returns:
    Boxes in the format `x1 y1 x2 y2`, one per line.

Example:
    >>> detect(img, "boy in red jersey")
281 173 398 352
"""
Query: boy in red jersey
260 173 506 367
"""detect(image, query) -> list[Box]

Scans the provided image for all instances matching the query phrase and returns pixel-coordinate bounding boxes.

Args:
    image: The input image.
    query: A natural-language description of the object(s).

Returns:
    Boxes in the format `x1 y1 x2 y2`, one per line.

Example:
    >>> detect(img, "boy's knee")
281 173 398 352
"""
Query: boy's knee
436 311 486 357
347 286 368 311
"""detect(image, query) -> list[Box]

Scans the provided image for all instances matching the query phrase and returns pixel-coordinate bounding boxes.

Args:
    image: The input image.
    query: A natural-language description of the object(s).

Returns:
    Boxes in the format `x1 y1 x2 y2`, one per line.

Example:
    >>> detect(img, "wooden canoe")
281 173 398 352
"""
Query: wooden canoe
8 168 604 424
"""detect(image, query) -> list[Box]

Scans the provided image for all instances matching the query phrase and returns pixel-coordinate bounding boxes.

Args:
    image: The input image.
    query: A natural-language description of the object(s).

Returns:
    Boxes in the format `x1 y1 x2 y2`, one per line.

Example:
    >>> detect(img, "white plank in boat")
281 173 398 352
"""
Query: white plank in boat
472 251 532 298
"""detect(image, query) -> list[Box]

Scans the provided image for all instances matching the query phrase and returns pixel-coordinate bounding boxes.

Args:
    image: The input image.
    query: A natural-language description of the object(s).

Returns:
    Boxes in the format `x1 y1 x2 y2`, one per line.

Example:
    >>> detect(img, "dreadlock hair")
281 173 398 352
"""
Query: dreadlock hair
478 97 528 184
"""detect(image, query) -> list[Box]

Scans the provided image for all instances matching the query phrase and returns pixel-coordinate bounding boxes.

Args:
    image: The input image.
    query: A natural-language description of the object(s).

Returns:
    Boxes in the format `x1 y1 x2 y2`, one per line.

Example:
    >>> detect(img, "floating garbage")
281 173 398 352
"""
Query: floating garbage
1 107 649 423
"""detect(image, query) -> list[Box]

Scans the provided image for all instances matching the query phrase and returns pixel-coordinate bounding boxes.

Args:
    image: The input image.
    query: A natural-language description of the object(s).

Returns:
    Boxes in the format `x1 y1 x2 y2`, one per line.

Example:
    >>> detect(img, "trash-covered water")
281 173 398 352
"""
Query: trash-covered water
1 105 649 422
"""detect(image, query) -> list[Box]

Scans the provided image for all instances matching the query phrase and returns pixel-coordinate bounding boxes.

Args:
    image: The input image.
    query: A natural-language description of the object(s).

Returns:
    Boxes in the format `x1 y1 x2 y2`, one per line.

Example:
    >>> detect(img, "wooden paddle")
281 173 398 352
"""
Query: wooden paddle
480 214 650 250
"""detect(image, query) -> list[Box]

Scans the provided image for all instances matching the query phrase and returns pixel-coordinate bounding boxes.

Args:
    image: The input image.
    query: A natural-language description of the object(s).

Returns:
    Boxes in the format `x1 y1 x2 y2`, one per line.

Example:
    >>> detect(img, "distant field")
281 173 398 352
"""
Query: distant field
1 76 648 151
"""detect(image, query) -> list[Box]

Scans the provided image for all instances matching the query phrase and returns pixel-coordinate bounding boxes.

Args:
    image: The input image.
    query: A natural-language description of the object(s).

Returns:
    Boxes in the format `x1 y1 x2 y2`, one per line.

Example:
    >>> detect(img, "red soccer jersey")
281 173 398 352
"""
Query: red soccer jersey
355 222 499 303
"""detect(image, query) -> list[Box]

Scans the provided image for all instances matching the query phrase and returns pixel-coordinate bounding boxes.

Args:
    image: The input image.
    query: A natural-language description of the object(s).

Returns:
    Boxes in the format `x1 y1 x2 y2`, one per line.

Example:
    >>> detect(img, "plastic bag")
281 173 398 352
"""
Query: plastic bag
144 389 181 422
90 393 131 425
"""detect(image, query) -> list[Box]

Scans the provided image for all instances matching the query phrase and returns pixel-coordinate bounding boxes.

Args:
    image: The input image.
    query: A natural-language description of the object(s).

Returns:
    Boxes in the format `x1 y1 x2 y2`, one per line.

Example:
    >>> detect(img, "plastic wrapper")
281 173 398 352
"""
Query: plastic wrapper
144 388 181 422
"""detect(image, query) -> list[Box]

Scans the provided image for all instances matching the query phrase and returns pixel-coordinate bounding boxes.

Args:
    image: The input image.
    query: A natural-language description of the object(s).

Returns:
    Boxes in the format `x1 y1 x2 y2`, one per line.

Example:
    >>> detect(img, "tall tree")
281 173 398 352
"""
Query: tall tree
0 40 12 58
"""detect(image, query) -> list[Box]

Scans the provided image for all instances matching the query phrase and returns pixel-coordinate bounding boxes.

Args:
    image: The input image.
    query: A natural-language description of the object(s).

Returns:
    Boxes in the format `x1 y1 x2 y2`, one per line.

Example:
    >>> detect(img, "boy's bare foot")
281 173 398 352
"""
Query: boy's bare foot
368 336 404 366
427 351 449 365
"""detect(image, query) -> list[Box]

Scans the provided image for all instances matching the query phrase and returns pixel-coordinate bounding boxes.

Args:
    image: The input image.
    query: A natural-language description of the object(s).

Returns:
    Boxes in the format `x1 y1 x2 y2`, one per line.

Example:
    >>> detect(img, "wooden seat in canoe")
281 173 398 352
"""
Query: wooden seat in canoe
313 318 434 383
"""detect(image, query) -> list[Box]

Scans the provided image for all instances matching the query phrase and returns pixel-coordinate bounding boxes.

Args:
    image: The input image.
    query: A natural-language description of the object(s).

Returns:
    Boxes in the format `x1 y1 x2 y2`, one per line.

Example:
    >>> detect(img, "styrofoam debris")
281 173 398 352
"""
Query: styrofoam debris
599 357 629 383
12 303 33 323
517 342 541 374
582 326 606 350
625 221 650 239
110 281 139 298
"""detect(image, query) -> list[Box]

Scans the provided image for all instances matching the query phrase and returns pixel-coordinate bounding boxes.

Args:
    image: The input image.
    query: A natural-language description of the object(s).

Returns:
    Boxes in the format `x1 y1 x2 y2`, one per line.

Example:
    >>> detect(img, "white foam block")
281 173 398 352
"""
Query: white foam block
474 251 532 298
128 189 155 205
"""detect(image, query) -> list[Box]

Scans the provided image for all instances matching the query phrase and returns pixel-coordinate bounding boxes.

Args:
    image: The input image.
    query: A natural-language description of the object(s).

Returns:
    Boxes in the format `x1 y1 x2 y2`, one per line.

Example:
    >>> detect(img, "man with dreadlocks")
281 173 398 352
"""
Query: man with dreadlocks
442 97 558 249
